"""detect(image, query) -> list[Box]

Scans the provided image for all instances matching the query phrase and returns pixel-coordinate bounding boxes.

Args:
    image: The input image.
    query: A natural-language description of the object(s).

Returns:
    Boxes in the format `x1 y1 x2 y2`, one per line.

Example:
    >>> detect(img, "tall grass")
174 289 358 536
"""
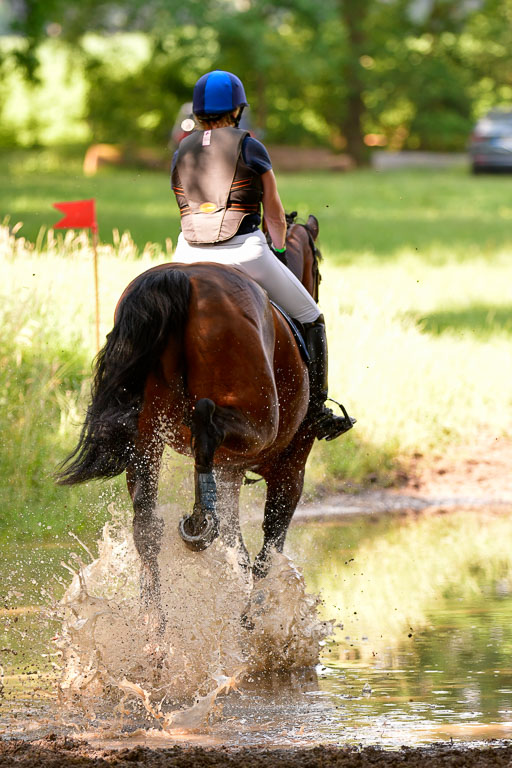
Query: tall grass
306 253 512 490
0 225 161 540
0 290 93 537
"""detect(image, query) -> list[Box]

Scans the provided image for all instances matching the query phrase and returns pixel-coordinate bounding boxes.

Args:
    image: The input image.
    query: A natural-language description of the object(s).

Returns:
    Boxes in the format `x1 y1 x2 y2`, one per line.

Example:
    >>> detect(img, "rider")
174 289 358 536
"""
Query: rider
171 70 354 442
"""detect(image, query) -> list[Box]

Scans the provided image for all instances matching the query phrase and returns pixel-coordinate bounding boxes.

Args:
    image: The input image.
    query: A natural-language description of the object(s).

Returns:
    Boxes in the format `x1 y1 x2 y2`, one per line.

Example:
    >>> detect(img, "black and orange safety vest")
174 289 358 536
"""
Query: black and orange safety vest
171 126 263 244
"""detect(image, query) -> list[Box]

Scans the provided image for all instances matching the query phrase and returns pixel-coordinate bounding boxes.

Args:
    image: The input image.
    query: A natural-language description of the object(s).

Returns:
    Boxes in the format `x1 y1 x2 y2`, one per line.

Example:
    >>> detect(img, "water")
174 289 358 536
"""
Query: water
2 504 512 748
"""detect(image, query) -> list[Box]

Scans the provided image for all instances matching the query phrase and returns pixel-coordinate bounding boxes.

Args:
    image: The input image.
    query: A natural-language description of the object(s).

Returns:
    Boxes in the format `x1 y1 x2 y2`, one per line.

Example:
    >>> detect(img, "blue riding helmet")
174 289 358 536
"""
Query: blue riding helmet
193 71 249 118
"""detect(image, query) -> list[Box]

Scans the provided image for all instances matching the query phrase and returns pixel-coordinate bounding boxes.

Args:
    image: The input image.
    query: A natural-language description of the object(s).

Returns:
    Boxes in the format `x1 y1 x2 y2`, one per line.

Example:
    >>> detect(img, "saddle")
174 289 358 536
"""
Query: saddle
269 300 309 364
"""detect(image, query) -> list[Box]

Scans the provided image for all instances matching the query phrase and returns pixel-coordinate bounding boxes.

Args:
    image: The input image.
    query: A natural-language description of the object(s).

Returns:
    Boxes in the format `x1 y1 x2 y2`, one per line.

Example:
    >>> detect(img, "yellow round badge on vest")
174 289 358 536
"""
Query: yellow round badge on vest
199 202 217 214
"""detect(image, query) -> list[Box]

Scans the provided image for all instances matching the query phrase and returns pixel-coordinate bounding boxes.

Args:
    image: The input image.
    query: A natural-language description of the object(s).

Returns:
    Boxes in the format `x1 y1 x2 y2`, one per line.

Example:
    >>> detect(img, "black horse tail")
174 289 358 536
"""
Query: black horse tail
56 268 191 485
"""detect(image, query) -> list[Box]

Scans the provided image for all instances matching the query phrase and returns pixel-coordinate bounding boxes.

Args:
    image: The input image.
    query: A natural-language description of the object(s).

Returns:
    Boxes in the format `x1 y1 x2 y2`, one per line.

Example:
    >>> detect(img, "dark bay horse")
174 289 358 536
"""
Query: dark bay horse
58 216 321 626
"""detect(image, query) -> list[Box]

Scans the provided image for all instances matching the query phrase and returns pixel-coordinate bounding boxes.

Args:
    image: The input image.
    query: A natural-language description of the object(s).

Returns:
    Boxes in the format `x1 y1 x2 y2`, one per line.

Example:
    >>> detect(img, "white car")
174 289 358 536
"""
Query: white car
469 109 512 173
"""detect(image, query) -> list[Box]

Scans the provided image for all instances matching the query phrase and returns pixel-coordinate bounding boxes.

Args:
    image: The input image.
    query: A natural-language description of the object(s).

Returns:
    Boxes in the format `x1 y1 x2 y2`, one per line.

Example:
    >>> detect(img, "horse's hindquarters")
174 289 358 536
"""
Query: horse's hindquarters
183 266 293 460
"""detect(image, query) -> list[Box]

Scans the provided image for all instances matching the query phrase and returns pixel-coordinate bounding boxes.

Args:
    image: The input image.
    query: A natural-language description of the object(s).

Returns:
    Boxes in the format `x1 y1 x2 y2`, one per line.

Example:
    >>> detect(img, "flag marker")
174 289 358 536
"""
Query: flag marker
53 199 101 353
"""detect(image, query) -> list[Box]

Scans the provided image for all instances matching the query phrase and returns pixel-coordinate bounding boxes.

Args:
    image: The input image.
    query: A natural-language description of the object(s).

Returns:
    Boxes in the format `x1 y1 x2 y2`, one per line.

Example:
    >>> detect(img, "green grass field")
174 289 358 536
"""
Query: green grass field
4 147 512 265
2 149 512 540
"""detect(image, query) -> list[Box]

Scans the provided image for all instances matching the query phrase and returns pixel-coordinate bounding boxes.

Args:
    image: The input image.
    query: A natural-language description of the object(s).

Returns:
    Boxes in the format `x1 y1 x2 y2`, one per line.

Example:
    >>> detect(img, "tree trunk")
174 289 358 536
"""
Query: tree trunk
338 0 370 166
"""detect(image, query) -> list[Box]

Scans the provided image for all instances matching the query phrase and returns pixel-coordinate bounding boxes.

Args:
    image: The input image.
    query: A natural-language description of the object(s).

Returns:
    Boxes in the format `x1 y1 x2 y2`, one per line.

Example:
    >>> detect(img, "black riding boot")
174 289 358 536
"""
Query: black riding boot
303 315 356 441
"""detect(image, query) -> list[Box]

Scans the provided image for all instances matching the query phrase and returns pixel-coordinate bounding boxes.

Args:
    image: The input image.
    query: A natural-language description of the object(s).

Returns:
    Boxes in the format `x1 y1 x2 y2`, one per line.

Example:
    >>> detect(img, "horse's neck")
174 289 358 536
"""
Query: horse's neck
286 224 316 298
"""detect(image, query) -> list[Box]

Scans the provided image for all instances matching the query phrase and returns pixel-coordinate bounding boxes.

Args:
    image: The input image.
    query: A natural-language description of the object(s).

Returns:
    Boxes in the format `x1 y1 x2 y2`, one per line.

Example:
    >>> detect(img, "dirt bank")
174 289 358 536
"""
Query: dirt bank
295 435 512 521
2 735 512 768
397 435 512 503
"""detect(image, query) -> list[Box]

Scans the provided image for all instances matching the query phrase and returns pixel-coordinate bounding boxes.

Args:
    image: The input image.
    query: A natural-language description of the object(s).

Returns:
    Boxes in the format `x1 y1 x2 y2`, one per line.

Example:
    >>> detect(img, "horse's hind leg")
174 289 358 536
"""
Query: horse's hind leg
252 471 304 580
240 443 312 631
127 437 165 632
179 398 225 551
253 436 314 580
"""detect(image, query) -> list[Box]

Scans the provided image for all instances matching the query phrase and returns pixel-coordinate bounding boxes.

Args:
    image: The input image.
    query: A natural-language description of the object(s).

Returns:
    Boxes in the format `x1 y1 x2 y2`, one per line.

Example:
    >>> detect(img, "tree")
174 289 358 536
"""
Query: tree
336 0 372 164
4 0 512 157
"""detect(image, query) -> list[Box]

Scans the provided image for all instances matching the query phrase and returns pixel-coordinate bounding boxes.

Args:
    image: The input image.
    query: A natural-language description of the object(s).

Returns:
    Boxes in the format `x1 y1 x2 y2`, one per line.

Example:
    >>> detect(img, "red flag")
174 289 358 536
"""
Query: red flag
53 199 97 231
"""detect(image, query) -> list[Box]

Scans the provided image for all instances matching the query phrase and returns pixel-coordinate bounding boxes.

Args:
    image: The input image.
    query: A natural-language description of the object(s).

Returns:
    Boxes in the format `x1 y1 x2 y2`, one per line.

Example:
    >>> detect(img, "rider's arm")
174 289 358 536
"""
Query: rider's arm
261 170 286 251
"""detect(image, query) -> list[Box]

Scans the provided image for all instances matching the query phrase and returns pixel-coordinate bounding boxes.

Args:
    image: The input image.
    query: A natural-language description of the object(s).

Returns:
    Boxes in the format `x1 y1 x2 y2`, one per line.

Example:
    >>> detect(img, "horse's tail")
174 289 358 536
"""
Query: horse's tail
56 268 191 485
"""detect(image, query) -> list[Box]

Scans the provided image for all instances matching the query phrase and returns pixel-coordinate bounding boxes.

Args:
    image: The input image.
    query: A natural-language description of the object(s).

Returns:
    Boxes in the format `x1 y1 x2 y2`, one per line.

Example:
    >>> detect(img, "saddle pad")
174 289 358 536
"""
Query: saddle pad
269 300 310 364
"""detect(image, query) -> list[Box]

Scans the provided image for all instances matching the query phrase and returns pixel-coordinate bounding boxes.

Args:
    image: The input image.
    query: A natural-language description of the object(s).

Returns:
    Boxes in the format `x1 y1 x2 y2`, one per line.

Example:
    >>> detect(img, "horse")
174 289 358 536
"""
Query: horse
57 215 322 629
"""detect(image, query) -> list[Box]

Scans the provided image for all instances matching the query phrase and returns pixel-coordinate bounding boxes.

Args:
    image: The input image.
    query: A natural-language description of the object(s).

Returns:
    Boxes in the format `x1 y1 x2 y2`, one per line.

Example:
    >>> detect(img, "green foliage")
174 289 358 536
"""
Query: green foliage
0 38 90 147
3 1 512 155
83 30 217 146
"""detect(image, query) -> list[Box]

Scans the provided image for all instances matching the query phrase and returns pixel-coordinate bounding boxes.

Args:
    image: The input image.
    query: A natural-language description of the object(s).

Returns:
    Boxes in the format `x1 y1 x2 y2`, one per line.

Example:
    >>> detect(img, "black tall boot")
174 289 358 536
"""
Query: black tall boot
303 315 356 441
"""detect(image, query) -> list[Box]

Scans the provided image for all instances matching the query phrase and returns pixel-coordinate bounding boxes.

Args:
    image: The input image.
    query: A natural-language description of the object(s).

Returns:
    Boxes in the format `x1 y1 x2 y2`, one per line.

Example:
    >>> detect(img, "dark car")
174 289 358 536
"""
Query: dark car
469 109 512 173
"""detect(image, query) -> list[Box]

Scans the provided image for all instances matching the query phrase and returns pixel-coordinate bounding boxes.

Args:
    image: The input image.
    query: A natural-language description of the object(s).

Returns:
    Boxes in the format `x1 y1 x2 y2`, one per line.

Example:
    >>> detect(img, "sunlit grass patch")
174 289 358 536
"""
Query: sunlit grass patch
278 167 512 265
303 258 512 489
4 153 512 263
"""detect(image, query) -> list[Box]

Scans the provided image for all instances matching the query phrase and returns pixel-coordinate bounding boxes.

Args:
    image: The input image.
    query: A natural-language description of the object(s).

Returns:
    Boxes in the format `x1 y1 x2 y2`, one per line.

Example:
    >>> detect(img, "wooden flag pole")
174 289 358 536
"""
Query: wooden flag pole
92 226 100 354
53 199 100 353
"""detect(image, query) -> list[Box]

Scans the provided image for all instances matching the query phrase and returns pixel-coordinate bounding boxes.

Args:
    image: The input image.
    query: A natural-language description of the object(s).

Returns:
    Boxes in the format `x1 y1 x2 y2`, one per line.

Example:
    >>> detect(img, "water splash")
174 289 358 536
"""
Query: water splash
54 503 333 731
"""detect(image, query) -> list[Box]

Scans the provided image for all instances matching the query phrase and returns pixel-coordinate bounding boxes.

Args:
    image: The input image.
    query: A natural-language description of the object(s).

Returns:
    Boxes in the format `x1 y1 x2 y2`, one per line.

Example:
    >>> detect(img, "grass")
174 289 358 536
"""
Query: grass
2 147 180 250
4 148 512 262
1 152 512 539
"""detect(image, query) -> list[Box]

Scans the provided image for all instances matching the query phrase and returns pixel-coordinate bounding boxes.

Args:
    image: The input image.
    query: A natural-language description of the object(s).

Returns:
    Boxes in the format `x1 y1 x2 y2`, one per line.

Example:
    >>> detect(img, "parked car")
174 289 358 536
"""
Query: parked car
469 109 512 173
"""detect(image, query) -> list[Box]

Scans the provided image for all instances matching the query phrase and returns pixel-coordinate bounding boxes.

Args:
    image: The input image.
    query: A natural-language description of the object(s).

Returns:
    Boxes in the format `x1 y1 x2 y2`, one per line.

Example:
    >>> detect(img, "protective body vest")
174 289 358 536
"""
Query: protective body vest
172 127 263 244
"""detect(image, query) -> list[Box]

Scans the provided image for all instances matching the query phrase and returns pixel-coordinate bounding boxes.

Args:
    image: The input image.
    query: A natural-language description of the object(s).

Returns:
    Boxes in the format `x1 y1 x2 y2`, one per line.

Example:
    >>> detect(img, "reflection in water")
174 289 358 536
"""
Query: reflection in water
2 506 512 746
286 508 512 661
288 507 512 744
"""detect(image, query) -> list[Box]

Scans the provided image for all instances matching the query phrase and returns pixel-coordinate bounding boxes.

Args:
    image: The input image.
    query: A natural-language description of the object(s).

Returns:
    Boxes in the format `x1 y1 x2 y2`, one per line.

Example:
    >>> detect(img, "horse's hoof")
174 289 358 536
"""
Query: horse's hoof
178 513 219 551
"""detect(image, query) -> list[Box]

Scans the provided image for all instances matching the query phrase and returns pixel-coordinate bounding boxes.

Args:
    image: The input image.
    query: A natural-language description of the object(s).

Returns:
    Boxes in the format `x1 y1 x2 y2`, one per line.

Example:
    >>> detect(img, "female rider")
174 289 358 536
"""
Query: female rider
171 70 354 442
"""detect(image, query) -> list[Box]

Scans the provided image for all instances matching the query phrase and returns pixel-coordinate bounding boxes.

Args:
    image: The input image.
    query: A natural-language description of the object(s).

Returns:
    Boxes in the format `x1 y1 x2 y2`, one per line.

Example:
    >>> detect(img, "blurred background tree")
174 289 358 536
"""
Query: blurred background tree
1 0 512 163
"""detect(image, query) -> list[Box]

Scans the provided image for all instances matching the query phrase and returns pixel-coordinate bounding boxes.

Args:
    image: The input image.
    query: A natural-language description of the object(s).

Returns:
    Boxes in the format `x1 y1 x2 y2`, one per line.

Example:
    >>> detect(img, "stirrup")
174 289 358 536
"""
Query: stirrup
311 398 356 442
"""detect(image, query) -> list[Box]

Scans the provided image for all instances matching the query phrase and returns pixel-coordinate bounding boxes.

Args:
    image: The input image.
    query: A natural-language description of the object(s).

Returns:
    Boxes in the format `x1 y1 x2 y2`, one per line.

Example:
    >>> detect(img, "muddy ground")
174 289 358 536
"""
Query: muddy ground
2 735 512 767
2 436 511 767
396 434 512 504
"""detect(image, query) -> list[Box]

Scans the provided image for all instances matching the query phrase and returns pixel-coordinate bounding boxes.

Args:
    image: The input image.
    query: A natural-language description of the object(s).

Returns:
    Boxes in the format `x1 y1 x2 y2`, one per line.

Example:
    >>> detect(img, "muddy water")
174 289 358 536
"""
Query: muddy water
2 504 512 748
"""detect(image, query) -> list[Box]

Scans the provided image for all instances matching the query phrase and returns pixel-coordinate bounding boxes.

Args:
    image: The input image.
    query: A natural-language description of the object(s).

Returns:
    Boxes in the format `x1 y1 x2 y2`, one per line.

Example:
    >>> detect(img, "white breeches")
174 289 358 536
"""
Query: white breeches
173 229 320 324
